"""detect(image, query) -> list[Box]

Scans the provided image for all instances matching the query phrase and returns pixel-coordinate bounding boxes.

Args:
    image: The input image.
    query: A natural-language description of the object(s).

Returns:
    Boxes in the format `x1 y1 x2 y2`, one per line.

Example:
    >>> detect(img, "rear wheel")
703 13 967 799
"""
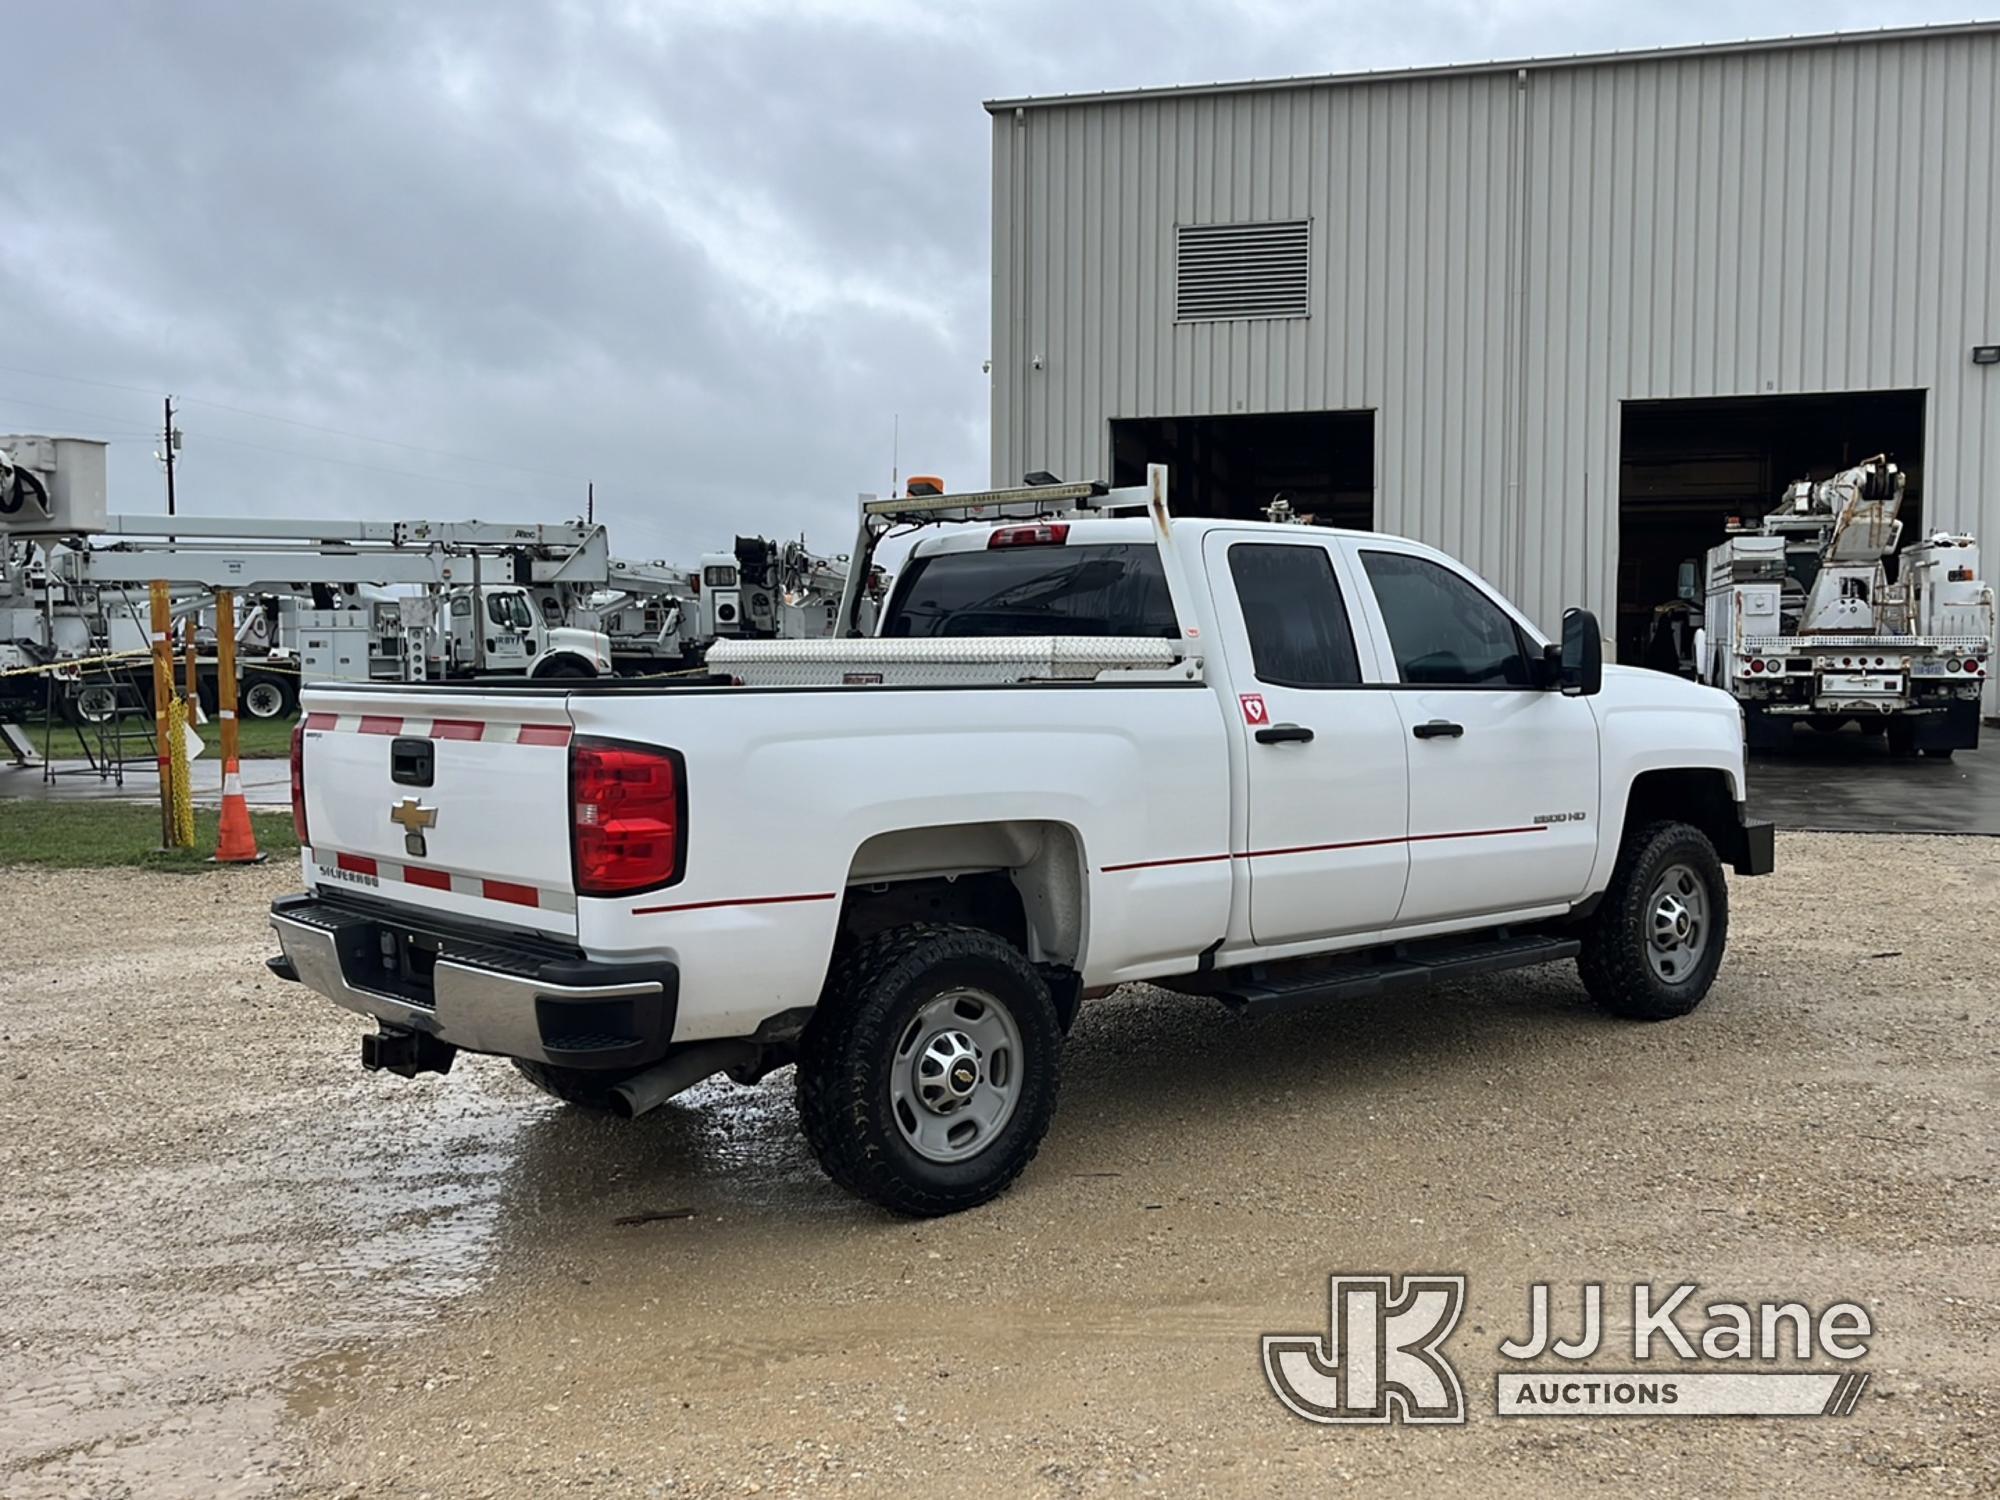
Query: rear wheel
796 924 1062 1216
241 675 294 720
1578 820 1729 1021
512 1059 649 1111
64 684 120 725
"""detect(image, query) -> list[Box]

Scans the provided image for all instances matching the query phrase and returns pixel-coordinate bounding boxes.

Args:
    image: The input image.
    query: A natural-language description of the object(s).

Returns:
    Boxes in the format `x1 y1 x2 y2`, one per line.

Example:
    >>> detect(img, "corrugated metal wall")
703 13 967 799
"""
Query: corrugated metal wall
989 29 2000 659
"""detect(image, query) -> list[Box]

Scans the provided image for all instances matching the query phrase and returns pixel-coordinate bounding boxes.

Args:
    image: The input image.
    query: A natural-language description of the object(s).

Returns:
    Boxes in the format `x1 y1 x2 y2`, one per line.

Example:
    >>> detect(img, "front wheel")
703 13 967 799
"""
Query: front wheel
1577 820 1729 1021
795 924 1062 1216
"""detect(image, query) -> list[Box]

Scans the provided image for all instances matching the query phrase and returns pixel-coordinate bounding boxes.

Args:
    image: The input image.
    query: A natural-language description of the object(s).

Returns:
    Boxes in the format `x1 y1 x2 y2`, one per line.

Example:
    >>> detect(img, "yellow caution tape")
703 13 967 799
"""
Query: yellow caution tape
0 648 155 680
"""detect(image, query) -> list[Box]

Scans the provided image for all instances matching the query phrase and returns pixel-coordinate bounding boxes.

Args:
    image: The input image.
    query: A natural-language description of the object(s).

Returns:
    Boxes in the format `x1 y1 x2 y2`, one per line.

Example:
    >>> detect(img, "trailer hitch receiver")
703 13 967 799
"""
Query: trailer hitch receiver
360 1027 457 1078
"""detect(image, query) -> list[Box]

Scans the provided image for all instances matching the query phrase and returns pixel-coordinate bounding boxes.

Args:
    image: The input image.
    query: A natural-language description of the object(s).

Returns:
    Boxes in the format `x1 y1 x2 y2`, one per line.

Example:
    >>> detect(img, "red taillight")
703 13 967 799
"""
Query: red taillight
290 722 309 845
988 522 1070 548
1748 658 1764 673
571 738 683 896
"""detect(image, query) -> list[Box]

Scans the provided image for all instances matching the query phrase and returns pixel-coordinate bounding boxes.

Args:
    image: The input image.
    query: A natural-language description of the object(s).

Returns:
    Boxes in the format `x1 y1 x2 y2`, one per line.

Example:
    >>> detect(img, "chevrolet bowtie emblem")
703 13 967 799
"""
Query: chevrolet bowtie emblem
389 797 438 858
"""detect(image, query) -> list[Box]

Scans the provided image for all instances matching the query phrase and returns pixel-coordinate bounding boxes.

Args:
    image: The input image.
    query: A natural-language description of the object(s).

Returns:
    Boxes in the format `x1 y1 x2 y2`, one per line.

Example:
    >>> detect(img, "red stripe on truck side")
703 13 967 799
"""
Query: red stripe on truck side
304 712 336 730
357 716 403 736
482 879 541 907
429 719 483 740
1405 825 1547 845
632 891 837 916
335 852 378 876
1098 852 1235 873
404 866 451 891
516 723 572 747
1098 824 1551 872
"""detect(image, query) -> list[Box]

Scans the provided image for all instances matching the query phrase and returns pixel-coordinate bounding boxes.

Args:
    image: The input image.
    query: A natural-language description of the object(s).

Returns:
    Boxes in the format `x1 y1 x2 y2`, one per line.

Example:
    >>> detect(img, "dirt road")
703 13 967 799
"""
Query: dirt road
2 837 1994 1498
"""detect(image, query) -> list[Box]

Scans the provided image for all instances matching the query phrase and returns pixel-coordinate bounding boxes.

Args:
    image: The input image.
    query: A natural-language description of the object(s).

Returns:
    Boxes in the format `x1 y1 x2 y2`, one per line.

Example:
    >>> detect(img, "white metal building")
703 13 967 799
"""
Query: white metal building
985 23 2000 675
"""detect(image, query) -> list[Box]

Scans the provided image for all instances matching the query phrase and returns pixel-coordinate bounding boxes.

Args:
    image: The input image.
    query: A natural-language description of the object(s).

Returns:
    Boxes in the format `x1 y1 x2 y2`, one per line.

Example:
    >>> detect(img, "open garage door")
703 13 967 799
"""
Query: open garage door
1110 411 1374 528
1618 391 1925 667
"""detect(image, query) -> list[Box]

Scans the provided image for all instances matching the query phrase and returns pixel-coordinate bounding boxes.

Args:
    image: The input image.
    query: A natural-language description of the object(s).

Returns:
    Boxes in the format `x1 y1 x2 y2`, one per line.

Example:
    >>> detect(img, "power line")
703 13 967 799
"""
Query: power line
178 392 586 482
0 391 161 433
0 359 588 484
0 390 577 505
186 428 557 498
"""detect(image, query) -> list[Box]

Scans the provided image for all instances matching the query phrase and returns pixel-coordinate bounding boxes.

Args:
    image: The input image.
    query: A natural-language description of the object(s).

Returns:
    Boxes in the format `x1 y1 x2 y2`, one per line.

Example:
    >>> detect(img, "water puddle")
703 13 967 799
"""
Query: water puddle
0 1064 538 1499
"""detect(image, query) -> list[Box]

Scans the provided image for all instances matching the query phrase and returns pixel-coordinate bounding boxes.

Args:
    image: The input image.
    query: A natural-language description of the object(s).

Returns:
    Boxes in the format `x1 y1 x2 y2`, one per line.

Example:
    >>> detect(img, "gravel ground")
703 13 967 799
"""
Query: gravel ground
1 835 1995 1499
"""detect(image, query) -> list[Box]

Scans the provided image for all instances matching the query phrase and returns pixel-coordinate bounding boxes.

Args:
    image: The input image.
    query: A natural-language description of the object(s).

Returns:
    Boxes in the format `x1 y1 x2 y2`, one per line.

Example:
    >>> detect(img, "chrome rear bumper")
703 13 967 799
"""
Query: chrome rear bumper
269 893 677 1069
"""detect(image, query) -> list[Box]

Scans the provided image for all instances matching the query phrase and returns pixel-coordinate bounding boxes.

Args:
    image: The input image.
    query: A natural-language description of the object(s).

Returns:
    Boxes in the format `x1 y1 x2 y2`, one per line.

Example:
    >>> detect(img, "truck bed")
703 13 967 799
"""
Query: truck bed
294 665 1233 1040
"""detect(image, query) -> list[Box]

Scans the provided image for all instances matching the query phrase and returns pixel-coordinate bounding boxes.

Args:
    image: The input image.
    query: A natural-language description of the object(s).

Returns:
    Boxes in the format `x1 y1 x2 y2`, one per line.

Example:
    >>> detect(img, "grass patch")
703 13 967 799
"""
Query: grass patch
0 801 300 871
21 712 297 762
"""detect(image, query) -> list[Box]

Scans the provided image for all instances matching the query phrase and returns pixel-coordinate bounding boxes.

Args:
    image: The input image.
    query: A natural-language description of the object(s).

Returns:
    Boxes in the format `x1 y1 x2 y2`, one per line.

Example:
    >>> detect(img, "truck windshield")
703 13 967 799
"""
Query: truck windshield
882 543 1179 639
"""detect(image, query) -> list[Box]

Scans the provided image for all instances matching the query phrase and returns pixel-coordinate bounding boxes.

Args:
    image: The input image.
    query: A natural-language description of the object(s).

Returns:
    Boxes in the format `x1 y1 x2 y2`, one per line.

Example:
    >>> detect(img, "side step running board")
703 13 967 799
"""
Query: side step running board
1213 933 1581 1016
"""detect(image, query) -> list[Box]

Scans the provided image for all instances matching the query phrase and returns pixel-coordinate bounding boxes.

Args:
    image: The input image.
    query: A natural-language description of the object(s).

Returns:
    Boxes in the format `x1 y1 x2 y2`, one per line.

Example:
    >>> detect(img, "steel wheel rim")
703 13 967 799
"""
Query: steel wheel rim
74 685 118 723
1646 863 1710 984
243 682 284 718
890 986 1023 1164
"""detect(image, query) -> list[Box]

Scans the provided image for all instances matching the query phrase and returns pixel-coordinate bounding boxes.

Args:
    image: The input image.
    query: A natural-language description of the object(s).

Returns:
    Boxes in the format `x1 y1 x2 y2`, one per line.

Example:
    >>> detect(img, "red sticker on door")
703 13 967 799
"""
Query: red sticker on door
1239 693 1268 725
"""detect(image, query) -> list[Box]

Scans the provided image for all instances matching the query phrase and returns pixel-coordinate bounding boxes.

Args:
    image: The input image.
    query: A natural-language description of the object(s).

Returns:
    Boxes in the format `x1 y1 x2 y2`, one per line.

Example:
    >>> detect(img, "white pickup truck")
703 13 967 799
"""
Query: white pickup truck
269 472 1773 1216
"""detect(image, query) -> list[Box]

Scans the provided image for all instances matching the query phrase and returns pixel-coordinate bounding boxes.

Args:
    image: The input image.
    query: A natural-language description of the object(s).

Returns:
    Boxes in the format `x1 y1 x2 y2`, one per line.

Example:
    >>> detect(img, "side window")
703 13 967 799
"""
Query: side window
1359 551 1533 686
1227 543 1362 687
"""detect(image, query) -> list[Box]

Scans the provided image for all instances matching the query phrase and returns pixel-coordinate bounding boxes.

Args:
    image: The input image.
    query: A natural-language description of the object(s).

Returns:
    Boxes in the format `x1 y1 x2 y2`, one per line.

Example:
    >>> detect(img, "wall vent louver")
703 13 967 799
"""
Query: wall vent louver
1175 219 1311 323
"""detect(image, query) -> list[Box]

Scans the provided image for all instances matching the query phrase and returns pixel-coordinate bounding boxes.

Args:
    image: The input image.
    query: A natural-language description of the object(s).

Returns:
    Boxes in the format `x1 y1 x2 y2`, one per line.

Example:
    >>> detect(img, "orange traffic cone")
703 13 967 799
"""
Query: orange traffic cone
213 757 266 864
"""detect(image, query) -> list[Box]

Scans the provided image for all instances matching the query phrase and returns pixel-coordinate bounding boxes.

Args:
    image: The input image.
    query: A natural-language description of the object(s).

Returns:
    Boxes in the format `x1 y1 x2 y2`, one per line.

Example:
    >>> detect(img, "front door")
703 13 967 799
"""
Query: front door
1204 532 1411 946
1342 543 1600 925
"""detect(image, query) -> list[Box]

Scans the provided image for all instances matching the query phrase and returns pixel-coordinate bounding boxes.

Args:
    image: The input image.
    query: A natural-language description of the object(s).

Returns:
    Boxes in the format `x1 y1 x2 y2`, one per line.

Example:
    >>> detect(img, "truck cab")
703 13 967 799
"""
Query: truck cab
441 584 609 680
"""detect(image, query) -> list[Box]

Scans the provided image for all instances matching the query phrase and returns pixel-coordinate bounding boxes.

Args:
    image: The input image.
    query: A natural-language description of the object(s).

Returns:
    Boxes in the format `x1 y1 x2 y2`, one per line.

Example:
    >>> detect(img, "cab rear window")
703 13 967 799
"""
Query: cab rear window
882 544 1179 639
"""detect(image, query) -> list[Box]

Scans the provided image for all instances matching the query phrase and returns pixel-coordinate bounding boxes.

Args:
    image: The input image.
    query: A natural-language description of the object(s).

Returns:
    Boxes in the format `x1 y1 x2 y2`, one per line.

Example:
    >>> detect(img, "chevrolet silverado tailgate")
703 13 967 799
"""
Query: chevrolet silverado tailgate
296 686 578 937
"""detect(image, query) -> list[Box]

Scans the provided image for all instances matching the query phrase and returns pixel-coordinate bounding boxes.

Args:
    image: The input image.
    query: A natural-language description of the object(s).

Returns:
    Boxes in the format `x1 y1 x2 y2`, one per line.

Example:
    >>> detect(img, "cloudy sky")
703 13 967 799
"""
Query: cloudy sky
3 1 1981 561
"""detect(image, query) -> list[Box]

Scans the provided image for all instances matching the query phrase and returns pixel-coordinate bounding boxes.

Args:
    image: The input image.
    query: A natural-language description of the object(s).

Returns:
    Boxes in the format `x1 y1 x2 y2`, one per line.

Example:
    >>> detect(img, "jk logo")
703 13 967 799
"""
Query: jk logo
1263 1274 1467 1425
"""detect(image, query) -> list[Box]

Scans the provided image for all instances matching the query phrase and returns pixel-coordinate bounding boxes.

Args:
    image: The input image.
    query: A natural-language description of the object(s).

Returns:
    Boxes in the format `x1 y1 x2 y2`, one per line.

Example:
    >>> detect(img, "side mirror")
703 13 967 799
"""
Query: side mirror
1560 608 1603 696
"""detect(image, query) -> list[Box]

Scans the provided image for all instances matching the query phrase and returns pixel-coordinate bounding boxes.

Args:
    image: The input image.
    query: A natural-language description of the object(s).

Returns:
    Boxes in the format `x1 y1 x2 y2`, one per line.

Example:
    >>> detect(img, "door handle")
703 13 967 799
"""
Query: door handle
1255 722 1315 744
1412 719 1464 739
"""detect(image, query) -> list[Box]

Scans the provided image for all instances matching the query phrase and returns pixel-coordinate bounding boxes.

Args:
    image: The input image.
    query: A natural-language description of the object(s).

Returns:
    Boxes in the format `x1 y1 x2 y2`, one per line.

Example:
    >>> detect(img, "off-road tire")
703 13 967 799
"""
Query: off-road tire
512 1058 648 1111
795 923 1062 1217
1577 819 1729 1021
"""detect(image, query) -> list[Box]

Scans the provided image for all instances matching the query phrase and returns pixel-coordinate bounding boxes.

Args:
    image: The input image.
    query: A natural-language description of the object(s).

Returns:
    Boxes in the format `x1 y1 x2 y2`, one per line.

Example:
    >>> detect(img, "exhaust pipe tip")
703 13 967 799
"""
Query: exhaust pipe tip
609 1040 761 1119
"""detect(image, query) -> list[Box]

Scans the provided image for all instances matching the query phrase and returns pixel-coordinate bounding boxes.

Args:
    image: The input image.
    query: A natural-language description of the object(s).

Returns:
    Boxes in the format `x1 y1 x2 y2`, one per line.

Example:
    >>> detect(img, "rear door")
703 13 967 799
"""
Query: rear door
299 686 578 936
1203 531 1410 945
1342 543 1599 925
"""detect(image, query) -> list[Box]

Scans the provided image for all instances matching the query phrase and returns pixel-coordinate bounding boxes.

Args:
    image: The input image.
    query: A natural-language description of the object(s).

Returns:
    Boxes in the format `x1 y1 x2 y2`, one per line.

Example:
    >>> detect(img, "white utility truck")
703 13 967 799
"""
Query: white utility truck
269 470 1773 1216
1699 455 1992 755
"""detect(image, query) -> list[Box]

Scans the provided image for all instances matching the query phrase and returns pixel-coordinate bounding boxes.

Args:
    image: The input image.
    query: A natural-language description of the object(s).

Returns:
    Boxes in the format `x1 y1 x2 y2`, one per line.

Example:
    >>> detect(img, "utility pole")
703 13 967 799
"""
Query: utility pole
587 481 594 525
161 395 180 516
